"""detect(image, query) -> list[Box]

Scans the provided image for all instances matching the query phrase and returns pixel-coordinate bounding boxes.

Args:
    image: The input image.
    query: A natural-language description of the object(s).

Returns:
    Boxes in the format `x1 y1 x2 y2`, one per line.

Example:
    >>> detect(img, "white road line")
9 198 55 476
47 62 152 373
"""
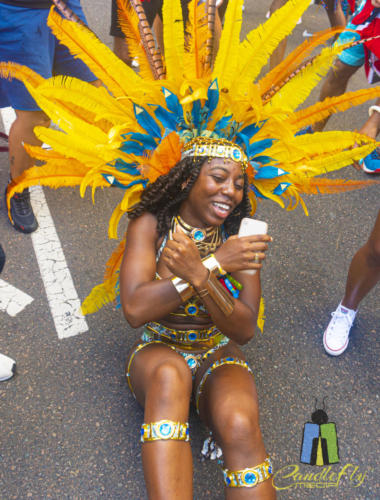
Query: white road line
0 279 34 317
1 107 88 338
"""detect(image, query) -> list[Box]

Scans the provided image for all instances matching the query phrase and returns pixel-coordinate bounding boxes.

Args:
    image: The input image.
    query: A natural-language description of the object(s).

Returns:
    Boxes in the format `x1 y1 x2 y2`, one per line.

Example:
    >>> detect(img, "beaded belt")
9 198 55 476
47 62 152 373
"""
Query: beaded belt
144 321 227 347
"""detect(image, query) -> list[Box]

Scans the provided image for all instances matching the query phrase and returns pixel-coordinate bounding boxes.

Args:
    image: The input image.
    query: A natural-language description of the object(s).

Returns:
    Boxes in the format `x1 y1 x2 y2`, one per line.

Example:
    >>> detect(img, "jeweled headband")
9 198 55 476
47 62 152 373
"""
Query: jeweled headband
181 137 248 171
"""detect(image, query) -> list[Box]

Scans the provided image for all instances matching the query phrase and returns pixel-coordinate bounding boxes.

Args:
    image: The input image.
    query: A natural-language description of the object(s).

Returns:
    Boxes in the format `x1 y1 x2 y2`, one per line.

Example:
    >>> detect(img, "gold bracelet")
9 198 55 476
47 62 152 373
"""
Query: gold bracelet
202 254 226 276
171 276 195 303
197 288 209 298
196 271 234 316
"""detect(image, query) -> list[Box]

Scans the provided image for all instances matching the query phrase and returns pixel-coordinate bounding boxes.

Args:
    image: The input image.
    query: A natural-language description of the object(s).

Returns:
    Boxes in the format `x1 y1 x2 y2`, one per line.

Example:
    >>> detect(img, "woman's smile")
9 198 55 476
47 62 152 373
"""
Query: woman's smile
179 158 244 227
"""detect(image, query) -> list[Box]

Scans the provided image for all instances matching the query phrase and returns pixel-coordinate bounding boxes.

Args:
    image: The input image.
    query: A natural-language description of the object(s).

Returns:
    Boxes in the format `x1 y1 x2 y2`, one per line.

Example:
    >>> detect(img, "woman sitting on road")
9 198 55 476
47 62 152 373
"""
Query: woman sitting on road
119 137 275 499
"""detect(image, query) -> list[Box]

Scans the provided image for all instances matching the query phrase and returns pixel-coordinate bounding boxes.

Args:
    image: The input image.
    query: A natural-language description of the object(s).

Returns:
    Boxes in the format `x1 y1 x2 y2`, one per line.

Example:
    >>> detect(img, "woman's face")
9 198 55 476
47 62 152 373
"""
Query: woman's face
179 158 245 227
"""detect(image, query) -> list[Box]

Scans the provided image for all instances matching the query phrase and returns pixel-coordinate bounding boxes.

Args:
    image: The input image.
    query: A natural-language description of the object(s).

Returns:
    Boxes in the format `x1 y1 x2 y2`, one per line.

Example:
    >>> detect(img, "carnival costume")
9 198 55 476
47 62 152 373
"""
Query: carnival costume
2 0 380 489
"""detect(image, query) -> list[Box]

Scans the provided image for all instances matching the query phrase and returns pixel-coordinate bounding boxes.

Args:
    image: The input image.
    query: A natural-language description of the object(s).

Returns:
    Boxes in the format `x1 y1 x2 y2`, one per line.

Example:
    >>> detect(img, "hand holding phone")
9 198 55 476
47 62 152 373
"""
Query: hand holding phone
238 218 268 275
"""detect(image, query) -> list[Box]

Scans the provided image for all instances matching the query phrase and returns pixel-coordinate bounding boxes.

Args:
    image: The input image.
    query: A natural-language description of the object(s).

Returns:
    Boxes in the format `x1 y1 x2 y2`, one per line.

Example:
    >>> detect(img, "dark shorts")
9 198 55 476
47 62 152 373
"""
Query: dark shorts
0 1 96 111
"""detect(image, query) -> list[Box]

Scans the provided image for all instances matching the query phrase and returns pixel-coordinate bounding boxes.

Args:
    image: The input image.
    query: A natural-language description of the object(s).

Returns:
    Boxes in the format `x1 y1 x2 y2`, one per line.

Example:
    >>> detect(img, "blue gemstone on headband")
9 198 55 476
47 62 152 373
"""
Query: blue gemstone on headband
188 332 197 341
160 423 171 436
226 357 234 361
233 148 242 160
140 428 144 435
187 306 197 315
244 472 256 485
268 466 273 474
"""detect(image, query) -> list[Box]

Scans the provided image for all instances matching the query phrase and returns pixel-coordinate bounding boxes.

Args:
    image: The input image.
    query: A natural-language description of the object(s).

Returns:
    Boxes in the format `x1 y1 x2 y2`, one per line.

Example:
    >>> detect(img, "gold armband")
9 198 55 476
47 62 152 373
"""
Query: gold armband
202 254 226 276
196 271 234 316
171 276 195 302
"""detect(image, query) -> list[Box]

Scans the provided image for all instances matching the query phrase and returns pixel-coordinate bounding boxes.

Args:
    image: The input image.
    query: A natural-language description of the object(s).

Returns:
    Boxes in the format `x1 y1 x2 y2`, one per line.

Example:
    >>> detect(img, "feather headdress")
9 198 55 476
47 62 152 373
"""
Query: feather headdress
2 0 380 314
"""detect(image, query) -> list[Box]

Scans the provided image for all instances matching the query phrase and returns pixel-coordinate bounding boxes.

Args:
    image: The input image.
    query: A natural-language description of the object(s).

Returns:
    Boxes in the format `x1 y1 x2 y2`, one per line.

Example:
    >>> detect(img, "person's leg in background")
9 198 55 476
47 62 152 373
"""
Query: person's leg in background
0 243 16 381
323 210 380 356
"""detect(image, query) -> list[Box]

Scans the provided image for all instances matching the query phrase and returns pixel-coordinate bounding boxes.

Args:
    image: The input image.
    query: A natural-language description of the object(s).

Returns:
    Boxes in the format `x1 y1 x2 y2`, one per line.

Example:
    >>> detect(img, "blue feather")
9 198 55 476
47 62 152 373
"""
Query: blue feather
133 104 161 139
250 185 267 199
120 140 146 155
192 100 202 130
112 159 140 175
152 105 178 131
125 132 157 150
252 155 275 165
239 122 263 139
206 79 219 121
254 166 288 180
162 87 183 117
273 182 291 195
214 115 232 135
247 139 274 158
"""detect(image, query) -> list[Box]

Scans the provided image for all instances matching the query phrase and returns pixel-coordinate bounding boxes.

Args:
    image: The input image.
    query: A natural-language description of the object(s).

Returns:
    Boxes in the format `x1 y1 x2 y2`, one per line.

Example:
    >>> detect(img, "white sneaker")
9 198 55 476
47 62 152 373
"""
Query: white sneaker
0 353 16 381
323 304 356 356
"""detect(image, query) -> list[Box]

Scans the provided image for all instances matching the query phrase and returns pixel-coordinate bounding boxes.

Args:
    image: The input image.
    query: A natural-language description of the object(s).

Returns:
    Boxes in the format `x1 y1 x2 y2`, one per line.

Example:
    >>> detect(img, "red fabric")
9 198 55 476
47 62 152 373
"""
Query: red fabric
348 0 357 13
351 1 380 81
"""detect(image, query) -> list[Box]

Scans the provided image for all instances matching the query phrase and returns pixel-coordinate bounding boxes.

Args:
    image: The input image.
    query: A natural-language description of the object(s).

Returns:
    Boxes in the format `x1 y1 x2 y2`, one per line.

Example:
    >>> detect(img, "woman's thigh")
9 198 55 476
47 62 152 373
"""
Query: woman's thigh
127 341 193 411
194 343 258 427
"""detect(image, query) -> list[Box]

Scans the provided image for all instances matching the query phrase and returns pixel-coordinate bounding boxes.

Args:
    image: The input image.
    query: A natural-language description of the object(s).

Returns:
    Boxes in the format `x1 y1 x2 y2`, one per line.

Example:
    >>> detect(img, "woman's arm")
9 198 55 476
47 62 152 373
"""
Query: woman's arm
119 213 183 327
162 232 271 344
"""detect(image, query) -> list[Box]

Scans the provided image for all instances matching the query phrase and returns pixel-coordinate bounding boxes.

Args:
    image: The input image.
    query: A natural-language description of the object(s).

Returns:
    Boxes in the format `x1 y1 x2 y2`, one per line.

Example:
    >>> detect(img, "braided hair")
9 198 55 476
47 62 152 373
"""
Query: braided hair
128 156 252 236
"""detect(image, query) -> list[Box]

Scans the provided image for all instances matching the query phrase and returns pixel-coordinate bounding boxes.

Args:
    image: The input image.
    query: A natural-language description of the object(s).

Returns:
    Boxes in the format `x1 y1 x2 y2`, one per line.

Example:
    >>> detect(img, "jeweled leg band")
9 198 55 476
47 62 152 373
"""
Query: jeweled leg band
141 420 190 442
223 456 273 488
195 357 253 412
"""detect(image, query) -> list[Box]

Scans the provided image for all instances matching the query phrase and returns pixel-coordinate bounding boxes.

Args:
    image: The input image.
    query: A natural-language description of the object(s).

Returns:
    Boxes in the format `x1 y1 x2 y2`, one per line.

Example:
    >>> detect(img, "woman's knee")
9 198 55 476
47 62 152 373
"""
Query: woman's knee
366 238 380 268
148 359 192 405
214 399 261 450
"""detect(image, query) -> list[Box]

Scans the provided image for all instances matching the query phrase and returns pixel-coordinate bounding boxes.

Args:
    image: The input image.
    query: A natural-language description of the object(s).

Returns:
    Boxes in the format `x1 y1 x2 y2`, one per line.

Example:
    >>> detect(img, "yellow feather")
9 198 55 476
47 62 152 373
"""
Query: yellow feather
33 126 106 166
259 27 343 96
253 182 285 209
266 131 371 164
295 177 380 194
287 87 380 130
82 238 127 314
184 0 209 79
162 0 185 82
212 0 244 89
5 161 90 222
0 62 44 88
81 282 116 315
235 0 311 88
108 202 126 240
267 41 356 112
38 76 134 124
257 296 265 334
288 142 379 176
115 0 155 80
103 238 126 286
47 7 148 98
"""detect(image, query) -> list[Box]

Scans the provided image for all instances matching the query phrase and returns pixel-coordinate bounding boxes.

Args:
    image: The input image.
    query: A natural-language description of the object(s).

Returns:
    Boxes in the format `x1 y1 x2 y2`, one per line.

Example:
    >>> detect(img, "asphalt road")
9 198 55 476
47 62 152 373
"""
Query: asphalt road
0 1 379 499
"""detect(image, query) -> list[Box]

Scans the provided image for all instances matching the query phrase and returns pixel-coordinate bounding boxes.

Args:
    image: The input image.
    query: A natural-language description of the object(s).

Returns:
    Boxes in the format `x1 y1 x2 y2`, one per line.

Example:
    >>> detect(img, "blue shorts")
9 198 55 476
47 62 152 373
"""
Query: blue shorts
336 0 366 67
0 1 96 111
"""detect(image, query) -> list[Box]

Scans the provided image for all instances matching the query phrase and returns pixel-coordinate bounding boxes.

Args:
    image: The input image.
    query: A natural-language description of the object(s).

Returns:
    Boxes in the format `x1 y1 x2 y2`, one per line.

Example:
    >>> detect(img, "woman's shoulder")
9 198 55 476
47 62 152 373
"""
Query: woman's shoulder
128 212 159 236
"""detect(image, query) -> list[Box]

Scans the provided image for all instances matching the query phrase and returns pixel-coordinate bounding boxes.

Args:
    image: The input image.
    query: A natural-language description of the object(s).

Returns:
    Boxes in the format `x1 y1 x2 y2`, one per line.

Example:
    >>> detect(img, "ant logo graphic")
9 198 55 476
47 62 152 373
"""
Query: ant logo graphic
300 398 339 466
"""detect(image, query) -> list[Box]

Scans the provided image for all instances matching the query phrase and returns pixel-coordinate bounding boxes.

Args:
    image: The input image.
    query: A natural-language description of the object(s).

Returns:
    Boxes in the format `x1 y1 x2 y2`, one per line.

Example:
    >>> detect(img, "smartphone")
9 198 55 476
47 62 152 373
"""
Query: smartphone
238 218 268 275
